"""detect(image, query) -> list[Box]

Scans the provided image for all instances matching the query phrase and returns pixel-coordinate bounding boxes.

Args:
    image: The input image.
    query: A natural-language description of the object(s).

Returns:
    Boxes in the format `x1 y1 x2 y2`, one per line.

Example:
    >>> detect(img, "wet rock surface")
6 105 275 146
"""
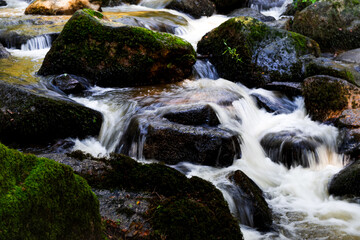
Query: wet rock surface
339 128 360 160
0 43 10 58
328 161 360 198
166 0 215 19
229 8 276 22
51 73 91 95
260 130 321 168
38 9 196 88
335 48 360 64
211 0 249 14
264 81 302 97
251 92 297 114
226 170 273 231
25 0 102 15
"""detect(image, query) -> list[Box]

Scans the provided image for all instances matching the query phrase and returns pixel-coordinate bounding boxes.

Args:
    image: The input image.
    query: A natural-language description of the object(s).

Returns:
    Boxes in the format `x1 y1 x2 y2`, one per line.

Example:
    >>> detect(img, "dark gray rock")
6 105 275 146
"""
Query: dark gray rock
264 81 302 97
328 161 360 198
251 93 297 114
338 128 360 160
52 73 91 94
166 0 215 19
0 43 10 58
211 0 249 14
335 48 360 64
0 0 6 6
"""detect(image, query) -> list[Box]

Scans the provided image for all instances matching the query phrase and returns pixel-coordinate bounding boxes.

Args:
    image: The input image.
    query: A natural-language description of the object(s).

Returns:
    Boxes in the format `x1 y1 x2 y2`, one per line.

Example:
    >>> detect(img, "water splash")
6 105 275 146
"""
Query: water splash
21 35 52 51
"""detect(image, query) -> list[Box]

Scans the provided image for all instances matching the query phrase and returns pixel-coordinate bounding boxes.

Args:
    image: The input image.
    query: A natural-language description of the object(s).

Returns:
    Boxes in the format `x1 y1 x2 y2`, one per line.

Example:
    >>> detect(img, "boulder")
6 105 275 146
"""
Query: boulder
51 73 91 94
118 114 241 167
0 0 7 6
166 0 215 19
25 0 101 15
38 9 196 88
0 143 102 239
0 43 10 59
264 81 302 97
260 130 321 168
102 0 139 6
0 81 103 145
302 75 360 122
335 48 360 64
64 152 244 240
338 128 360 159
197 17 320 88
251 93 297 114
305 57 360 86
226 170 272 231
229 8 275 22
162 104 220 126
282 1 312 16
290 1 360 52
328 161 360 198
211 0 249 14
338 109 360 128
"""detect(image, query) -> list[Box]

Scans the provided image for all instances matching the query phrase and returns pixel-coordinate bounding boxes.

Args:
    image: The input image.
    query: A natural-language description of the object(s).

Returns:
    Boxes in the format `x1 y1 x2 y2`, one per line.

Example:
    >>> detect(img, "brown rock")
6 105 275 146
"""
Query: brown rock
25 0 101 15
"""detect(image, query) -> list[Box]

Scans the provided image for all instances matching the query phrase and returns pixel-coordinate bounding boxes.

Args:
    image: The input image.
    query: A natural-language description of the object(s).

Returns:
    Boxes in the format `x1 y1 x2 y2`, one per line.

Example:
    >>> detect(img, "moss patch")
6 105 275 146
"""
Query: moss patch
0 143 102 239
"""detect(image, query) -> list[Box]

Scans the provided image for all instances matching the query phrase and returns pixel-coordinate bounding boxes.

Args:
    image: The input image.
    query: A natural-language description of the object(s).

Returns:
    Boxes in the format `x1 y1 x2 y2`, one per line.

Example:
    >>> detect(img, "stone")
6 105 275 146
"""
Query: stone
229 8 276 22
25 0 101 15
166 0 215 19
211 0 249 14
52 73 90 94
335 48 360 64
0 43 10 59
38 9 196 88
328 161 360 198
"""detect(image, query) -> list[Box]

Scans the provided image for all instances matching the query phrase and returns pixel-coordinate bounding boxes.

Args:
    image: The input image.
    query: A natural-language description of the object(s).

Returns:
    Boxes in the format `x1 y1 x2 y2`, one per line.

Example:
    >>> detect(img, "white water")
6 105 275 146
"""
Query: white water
21 35 52 51
3 1 360 239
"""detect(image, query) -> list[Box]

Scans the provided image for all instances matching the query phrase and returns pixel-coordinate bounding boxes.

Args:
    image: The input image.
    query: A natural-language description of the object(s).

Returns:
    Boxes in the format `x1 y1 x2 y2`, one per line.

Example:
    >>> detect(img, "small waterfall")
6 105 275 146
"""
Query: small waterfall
21 35 52 51
193 60 219 80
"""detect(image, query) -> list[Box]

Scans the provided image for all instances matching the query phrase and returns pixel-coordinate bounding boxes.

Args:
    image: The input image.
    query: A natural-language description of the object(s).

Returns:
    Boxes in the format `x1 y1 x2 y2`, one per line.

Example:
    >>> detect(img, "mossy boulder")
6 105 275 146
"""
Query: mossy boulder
211 0 249 14
227 170 272 231
0 81 102 145
0 143 102 239
166 0 215 19
305 57 360 86
82 153 244 240
302 75 360 122
328 160 360 198
38 9 196 88
25 0 102 15
290 1 360 52
197 17 320 88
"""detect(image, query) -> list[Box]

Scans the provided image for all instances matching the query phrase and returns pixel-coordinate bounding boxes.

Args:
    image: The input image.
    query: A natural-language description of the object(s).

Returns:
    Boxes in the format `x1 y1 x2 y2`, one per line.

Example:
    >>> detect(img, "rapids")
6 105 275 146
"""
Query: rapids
1 0 360 239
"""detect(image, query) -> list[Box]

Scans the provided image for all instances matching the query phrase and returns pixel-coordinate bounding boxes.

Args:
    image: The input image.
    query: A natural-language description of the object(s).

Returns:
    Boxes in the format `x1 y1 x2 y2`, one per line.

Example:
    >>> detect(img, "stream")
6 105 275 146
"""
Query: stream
1 0 360 239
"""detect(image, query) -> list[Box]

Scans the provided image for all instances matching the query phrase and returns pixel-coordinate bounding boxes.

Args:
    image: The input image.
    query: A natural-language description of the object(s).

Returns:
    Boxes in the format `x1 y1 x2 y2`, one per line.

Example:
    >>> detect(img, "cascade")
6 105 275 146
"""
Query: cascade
21 34 52 51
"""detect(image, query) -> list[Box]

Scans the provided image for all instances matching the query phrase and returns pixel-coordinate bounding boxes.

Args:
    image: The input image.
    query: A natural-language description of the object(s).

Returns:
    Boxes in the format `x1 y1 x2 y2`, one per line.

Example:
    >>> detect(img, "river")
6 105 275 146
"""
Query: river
1 0 360 239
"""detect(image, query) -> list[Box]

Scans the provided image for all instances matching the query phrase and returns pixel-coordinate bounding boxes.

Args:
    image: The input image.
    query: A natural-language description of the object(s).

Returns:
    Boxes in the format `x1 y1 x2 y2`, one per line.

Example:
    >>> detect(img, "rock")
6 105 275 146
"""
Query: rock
118 114 241 167
249 0 285 11
0 43 10 59
282 1 311 16
162 104 220 126
102 0 140 6
251 93 297 114
0 0 6 6
260 130 321 168
226 170 272 231
38 9 196 88
305 57 360 86
70 152 244 239
25 0 101 15
328 161 360 198
211 0 249 14
229 8 276 22
335 48 360 64
0 81 103 145
166 0 215 19
338 109 360 128
290 1 360 52
0 143 102 239
265 16 291 29
197 17 320 88
264 81 302 97
302 75 360 122
52 73 91 94
338 128 360 159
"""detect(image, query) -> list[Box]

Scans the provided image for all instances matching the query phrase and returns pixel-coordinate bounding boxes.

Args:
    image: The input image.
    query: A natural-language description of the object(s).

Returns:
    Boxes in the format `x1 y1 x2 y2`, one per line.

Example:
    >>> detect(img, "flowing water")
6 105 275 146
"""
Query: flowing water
1 0 360 239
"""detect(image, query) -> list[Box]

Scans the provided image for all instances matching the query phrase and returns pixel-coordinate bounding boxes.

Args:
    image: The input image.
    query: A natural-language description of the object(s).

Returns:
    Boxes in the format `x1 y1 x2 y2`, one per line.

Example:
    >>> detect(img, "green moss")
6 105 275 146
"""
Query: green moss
0 143 102 239
83 8 104 19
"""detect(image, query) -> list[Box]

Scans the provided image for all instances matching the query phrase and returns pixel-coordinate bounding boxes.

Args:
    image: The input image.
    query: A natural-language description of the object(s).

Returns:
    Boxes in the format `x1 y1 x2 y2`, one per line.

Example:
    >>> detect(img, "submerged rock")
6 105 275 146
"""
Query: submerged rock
166 0 215 19
251 92 297 115
197 17 320 88
260 130 321 168
38 9 196 87
0 81 102 145
25 0 102 15
0 143 102 239
227 170 272 231
229 8 276 22
290 1 360 52
302 75 360 122
52 73 91 94
0 43 10 59
119 114 241 167
328 161 360 198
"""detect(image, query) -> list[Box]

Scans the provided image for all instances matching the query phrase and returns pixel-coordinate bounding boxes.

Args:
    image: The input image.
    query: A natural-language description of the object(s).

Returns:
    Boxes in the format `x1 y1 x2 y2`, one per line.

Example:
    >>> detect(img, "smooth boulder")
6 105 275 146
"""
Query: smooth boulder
0 43 10 59
166 0 215 19
328 161 360 198
211 0 249 14
0 143 102 239
38 9 196 87
25 0 101 15
197 17 320 88
0 81 102 145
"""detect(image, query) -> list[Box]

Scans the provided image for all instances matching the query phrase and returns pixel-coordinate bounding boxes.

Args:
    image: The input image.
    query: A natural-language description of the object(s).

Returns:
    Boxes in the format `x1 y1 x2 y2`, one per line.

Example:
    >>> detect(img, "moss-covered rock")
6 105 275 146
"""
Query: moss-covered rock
227 170 272 231
0 81 102 145
229 8 276 22
328 160 360 198
166 0 215 19
305 57 360 86
0 143 102 239
290 1 360 52
197 17 320 88
38 9 196 88
25 0 102 15
302 75 360 122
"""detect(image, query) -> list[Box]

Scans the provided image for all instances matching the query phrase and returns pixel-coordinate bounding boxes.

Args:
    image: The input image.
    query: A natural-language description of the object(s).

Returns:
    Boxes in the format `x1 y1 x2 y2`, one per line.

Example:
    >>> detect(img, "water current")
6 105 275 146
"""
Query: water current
1 0 360 239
